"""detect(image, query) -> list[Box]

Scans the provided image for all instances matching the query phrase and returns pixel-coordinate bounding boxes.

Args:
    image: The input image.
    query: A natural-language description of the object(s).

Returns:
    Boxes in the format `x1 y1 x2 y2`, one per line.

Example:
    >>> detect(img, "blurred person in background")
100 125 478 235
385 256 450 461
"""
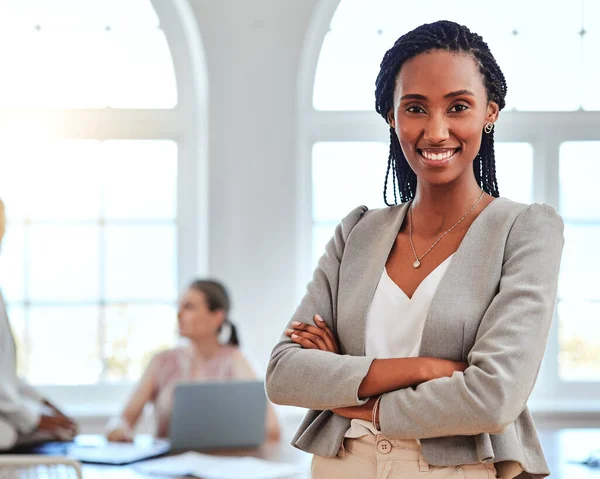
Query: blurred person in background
0 199 78 451
106 279 281 443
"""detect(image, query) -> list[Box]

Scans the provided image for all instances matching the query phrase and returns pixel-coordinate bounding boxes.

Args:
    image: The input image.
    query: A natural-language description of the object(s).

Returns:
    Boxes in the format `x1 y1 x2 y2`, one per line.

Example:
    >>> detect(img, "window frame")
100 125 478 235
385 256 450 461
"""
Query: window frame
0 0 209 408
298 0 600 414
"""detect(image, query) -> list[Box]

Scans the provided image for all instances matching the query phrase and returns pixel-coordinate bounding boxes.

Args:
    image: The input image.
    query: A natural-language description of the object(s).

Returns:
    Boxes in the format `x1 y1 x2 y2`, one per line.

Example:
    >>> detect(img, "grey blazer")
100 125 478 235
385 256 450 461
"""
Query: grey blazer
266 198 564 479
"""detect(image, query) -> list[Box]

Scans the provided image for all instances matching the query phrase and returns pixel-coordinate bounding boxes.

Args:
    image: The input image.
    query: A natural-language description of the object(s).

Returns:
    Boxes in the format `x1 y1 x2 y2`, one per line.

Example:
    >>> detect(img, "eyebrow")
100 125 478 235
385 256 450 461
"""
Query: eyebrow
400 90 475 101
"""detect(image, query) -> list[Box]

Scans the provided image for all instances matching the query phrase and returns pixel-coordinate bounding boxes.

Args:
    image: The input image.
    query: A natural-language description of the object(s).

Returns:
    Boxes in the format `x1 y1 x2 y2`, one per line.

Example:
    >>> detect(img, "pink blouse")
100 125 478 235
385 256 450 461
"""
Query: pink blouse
147 346 255 437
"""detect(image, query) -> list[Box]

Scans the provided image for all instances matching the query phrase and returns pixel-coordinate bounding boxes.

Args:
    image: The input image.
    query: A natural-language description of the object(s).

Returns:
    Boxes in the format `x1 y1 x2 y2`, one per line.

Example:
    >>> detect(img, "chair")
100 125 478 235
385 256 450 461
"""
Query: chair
0 455 82 478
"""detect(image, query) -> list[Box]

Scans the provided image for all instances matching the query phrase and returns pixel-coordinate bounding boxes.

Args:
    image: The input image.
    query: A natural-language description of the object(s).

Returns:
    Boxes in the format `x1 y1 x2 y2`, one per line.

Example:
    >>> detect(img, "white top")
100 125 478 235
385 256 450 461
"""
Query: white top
0 290 44 435
345 254 454 438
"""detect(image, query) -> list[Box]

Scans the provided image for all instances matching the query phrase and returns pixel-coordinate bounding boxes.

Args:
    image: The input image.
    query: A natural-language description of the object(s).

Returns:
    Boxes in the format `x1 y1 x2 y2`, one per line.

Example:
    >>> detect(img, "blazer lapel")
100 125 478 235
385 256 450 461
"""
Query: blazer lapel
419 198 506 359
337 203 410 356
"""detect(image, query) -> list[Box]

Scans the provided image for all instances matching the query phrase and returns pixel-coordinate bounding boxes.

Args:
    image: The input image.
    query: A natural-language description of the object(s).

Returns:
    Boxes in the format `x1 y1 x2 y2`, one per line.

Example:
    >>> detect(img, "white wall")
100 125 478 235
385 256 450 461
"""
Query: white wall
187 0 323 372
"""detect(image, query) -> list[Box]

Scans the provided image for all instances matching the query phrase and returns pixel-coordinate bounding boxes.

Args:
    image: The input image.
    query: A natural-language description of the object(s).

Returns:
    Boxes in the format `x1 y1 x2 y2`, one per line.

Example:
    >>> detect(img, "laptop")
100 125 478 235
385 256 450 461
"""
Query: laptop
170 380 267 451
66 380 267 464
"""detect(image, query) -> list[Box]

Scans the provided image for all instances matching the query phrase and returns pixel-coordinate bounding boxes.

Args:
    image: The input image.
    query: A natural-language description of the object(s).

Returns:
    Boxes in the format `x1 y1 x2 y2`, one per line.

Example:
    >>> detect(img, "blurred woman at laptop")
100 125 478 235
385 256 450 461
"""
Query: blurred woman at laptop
106 279 281 443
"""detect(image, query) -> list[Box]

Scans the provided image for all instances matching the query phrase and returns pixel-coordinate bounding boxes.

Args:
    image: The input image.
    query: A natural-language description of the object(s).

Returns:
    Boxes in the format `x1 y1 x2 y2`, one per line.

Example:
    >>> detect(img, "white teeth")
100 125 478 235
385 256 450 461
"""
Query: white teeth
420 149 457 161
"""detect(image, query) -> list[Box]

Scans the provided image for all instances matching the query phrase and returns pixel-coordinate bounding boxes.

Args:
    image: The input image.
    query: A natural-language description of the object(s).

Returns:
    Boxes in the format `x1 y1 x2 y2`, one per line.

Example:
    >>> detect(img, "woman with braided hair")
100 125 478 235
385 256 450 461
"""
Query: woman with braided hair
266 20 563 478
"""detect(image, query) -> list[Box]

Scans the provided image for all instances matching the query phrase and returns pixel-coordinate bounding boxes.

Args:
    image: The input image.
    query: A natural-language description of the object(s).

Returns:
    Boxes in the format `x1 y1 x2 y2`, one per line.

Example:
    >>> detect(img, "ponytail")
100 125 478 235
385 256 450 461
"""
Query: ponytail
187 279 241 347
227 320 240 347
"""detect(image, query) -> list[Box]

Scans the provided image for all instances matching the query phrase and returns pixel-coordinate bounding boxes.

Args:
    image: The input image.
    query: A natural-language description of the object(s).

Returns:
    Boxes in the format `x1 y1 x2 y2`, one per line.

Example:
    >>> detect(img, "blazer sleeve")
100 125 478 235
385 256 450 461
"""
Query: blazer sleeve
266 205 375 410
378 203 564 439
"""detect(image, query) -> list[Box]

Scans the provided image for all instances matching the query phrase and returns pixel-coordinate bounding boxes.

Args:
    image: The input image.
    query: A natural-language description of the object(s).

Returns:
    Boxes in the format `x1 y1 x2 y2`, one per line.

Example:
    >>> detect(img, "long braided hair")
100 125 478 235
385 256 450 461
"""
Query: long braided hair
375 20 507 204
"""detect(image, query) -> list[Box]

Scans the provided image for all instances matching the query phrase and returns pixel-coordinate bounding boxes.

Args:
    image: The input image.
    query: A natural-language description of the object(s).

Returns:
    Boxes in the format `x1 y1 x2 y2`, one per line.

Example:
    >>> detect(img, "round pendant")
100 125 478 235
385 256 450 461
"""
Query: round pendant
413 260 421 269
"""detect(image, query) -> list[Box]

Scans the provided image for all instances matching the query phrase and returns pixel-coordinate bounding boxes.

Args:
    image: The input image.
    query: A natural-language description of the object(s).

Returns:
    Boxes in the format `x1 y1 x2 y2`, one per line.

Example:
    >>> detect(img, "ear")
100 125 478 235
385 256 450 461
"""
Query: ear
212 309 226 329
486 101 500 124
387 109 396 129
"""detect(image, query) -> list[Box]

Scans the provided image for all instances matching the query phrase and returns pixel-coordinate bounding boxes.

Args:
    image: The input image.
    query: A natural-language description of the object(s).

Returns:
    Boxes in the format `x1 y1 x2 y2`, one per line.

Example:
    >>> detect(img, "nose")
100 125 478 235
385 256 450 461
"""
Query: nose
423 113 449 145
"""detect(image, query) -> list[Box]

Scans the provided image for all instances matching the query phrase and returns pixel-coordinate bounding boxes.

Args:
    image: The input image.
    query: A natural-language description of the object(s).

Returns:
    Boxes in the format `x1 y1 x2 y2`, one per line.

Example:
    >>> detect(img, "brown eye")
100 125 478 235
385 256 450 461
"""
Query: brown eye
449 104 469 113
406 105 425 114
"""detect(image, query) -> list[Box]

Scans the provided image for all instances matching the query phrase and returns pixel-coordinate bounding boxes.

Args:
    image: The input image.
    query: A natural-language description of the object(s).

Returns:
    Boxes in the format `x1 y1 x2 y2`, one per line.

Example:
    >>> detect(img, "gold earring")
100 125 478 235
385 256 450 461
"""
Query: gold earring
484 122 494 134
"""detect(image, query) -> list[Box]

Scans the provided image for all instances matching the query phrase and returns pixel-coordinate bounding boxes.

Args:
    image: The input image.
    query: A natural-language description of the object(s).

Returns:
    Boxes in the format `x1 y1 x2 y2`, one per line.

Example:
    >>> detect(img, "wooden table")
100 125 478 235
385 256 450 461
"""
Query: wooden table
79 429 600 478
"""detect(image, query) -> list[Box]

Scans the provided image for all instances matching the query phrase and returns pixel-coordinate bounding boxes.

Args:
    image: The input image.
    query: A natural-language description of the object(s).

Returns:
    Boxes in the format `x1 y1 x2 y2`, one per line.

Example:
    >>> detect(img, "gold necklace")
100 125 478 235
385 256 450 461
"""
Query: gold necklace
408 189 485 269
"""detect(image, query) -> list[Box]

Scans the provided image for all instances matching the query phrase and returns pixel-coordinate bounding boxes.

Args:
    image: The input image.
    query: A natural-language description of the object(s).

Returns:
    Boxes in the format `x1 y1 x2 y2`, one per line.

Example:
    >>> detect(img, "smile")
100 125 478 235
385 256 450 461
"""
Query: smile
417 148 461 162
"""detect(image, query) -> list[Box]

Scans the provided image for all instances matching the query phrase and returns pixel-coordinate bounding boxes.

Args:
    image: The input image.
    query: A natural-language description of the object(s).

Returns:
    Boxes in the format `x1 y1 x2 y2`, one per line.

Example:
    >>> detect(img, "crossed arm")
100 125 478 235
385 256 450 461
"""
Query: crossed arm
266 204 564 438
284 315 466 425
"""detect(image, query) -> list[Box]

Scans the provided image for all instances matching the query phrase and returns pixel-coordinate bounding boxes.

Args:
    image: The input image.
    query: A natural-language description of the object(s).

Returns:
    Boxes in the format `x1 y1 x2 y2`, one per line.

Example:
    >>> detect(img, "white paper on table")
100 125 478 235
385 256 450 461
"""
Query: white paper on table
194 456 299 479
134 451 223 475
134 451 299 479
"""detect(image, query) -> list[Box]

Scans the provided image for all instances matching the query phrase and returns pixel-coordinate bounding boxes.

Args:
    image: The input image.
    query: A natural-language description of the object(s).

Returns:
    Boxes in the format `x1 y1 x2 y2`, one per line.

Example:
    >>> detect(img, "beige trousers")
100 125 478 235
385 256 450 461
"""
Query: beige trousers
311 435 498 479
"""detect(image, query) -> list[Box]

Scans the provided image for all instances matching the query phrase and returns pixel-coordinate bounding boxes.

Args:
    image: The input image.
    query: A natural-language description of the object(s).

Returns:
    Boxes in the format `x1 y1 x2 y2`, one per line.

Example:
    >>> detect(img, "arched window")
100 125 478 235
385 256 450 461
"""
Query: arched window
303 0 600 407
0 0 206 392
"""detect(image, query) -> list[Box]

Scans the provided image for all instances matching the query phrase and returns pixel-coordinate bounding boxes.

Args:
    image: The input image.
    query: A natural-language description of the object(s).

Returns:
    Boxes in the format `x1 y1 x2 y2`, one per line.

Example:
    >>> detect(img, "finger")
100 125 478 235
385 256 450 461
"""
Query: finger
290 334 319 350
285 329 321 349
54 417 75 430
291 331 329 351
46 421 70 434
286 328 325 347
65 421 78 432
311 315 338 349
42 417 62 428
289 321 339 353
64 418 77 428
290 322 329 342
313 314 333 335
290 320 339 354
54 415 71 425
313 315 339 353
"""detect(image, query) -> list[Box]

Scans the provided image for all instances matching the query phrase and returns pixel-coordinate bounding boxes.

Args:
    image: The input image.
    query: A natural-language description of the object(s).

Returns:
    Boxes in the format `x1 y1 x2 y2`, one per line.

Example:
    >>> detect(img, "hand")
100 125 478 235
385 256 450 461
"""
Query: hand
37 414 78 440
424 358 468 382
106 428 134 443
332 396 378 423
42 400 78 435
285 315 340 353
43 399 72 421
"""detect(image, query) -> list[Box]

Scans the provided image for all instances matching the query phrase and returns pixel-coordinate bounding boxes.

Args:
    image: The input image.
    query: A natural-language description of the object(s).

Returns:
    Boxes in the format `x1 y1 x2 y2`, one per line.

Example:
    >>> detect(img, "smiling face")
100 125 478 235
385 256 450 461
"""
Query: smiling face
387 49 499 189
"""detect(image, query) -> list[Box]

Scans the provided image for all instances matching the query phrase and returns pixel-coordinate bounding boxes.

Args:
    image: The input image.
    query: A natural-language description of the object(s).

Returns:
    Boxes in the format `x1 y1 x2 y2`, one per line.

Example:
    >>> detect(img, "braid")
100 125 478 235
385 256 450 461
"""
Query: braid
472 151 482 187
383 129 394 206
483 130 500 197
375 20 507 203
390 129 416 203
